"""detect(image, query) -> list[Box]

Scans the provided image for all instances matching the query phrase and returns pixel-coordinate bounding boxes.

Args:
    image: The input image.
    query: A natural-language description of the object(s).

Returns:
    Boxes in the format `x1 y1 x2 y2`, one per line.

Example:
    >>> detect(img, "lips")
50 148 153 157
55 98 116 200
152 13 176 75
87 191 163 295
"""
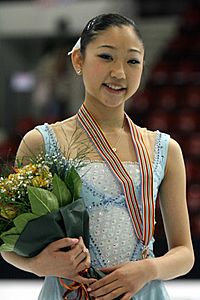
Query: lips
103 83 126 92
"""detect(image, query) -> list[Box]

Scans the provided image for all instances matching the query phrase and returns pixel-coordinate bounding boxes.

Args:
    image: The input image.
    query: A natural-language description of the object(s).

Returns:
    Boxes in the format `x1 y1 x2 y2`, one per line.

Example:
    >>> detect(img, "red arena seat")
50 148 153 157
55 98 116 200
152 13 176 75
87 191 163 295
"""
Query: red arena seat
175 111 198 134
157 87 179 111
185 86 200 109
146 110 170 132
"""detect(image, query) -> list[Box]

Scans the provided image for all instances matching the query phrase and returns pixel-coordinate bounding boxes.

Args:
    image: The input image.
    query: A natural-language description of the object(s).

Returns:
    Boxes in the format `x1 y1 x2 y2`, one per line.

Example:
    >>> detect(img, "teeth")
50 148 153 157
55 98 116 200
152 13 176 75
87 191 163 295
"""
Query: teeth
106 83 124 90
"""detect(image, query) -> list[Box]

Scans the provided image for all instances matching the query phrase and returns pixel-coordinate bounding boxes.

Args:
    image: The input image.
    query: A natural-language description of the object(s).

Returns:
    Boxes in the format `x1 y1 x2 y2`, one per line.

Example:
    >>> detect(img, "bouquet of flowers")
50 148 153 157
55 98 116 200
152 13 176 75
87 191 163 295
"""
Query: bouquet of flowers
0 152 105 299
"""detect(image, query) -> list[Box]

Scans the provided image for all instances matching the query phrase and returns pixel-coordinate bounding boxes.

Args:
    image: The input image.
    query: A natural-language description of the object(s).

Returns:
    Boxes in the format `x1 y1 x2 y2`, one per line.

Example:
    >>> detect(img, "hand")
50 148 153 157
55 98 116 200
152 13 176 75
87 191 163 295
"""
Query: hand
87 260 155 300
31 237 96 284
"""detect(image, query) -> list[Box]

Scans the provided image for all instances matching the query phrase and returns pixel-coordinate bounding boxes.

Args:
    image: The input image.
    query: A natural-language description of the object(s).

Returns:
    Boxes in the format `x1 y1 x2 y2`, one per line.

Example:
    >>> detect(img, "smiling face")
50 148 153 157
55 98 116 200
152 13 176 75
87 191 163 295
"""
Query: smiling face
73 25 144 110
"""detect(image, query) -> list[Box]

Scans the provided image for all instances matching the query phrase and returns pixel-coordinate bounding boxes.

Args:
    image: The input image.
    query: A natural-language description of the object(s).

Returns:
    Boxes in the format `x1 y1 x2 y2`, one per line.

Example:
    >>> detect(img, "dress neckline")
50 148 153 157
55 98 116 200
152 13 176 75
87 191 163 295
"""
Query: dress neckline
44 122 160 168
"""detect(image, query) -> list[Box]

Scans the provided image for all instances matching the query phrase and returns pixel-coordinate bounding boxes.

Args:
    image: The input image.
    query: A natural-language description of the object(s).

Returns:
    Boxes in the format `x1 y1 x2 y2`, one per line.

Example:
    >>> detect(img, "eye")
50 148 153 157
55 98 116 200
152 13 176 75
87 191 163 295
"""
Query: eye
128 59 140 65
98 54 113 61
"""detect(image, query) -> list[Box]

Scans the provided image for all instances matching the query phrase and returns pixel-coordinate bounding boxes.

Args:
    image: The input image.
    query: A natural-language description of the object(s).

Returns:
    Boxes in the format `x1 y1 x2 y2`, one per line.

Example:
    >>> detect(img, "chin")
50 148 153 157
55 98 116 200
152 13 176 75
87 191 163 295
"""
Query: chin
102 96 125 107
103 100 125 109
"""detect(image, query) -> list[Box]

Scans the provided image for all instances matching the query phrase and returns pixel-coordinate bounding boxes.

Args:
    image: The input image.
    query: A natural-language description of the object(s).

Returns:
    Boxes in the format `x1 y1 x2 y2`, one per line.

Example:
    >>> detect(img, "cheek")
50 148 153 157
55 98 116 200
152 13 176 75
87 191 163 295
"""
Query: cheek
131 67 143 82
92 61 106 75
137 68 143 83
83 62 106 84
137 64 144 78
128 68 143 93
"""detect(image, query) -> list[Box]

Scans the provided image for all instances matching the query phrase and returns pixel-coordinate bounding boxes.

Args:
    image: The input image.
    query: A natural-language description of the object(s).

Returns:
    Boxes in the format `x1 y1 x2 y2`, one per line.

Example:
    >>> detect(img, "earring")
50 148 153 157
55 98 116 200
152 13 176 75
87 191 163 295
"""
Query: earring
77 69 82 75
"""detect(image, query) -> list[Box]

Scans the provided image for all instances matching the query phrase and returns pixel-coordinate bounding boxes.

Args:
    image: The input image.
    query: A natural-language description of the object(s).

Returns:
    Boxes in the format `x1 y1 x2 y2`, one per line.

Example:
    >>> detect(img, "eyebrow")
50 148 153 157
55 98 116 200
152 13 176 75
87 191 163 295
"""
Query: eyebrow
97 45 142 54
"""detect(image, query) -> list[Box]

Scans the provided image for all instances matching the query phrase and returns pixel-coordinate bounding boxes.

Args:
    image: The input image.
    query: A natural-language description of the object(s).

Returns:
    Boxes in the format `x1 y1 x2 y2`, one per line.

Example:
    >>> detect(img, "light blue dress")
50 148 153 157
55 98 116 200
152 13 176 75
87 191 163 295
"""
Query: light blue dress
36 123 171 300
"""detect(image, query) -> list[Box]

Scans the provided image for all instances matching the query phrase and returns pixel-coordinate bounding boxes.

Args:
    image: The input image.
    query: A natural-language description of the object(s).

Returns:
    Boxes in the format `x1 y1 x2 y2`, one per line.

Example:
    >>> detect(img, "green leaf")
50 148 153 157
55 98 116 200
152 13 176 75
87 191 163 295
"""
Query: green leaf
1 234 19 247
0 243 14 252
65 166 82 201
52 174 72 207
0 227 19 252
1 226 18 237
28 186 59 216
13 213 38 233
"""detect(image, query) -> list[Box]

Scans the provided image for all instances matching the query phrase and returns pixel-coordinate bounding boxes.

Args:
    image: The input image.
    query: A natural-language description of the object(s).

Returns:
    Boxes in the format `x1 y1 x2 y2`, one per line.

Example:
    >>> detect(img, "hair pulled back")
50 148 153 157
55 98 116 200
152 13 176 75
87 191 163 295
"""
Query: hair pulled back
80 13 144 55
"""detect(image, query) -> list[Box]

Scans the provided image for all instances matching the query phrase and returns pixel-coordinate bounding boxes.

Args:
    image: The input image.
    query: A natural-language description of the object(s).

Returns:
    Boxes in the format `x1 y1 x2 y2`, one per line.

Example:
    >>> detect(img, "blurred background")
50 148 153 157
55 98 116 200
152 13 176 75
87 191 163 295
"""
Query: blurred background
0 0 199 299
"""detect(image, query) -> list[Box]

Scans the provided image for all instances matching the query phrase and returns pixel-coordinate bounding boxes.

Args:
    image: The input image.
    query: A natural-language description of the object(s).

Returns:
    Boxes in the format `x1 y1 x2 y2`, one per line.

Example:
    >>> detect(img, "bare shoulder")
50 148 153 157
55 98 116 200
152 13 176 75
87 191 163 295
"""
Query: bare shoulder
166 137 184 173
168 137 182 154
50 115 78 136
139 127 157 143
16 128 44 163
16 115 79 164
138 127 158 160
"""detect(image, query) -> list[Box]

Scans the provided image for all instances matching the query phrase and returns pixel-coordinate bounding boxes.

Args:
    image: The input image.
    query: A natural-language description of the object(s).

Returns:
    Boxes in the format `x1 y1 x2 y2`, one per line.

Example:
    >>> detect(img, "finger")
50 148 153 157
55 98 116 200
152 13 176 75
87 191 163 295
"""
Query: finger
73 239 89 260
89 279 122 298
73 237 85 252
75 274 97 285
77 246 89 258
76 249 89 265
88 272 117 290
72 246 88 262
90 287 125 300
49 238 79 251
121 292 132 300
77 236 88 252
100 266 118 273
76 255 91 273
100 262 127 273
79 247 89 259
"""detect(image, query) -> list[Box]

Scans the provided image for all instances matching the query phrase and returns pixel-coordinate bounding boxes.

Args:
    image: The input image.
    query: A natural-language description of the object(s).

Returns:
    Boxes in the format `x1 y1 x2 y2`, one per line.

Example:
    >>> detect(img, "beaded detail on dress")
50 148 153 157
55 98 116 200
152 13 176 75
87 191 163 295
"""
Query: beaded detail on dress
36 124 170 268
35 123 171 300
78 162 141 267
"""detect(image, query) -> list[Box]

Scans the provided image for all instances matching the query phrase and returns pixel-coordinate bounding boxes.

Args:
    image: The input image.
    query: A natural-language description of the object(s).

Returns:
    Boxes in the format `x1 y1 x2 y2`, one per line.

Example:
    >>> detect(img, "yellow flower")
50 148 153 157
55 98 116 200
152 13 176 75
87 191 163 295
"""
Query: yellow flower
0 205 17 220
8 173 17 181
31 176 50 188
15 163 37 175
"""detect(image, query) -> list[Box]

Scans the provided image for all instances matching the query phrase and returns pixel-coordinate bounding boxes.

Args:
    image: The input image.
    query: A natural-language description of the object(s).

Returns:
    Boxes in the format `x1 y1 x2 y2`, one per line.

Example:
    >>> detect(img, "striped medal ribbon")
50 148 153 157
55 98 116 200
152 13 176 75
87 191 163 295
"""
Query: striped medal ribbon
77 104 154 257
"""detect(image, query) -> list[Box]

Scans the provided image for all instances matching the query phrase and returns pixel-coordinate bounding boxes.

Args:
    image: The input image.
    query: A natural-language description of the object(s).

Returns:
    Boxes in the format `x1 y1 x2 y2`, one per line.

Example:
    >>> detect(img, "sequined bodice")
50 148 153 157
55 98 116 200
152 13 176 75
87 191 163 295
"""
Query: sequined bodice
36 123 170 269
78 162 141 268
36 123 171 300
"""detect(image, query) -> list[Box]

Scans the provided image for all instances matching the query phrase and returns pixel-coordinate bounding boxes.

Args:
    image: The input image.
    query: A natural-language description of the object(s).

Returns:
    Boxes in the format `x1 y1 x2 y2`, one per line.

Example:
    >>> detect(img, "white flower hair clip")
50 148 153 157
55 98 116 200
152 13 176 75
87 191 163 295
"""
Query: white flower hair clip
68 38 81 55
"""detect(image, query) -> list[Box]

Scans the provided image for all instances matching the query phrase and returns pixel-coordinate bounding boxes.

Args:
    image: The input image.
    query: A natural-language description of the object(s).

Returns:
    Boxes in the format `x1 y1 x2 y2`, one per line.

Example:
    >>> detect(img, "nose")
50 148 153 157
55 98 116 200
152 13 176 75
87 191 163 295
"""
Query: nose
110 61 126 80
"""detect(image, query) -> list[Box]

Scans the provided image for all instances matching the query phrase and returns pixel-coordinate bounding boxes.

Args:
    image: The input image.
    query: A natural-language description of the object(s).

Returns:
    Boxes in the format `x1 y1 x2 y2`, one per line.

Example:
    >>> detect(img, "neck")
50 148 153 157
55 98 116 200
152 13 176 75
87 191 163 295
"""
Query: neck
83 100 125 132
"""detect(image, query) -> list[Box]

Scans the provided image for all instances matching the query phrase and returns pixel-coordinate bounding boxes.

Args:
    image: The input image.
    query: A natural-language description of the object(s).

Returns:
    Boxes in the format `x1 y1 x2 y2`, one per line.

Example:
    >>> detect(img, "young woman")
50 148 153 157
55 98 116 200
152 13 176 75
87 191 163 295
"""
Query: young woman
1 13 194 300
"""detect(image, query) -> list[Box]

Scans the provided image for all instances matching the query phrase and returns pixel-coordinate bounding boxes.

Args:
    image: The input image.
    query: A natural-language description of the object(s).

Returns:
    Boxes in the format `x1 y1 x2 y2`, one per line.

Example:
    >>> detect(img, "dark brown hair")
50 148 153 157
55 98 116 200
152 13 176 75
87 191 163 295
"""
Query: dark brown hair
80 13 144 55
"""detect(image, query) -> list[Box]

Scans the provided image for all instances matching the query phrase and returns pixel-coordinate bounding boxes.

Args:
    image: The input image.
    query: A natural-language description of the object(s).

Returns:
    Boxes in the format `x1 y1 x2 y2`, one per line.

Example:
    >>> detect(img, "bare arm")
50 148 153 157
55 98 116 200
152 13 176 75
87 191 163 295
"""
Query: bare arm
151 138 194 280
1 237 93 284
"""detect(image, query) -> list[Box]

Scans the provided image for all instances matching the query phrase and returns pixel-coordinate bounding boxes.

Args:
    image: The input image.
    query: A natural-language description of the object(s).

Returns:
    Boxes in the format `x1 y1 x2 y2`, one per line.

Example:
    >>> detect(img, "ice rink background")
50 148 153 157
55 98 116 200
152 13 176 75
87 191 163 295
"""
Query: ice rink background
0 279 200 300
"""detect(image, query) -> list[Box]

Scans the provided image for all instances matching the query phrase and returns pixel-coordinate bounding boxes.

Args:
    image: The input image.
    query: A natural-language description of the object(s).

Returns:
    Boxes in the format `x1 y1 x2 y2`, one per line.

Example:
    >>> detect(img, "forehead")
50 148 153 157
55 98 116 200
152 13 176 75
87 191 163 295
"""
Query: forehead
87 25 143 52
